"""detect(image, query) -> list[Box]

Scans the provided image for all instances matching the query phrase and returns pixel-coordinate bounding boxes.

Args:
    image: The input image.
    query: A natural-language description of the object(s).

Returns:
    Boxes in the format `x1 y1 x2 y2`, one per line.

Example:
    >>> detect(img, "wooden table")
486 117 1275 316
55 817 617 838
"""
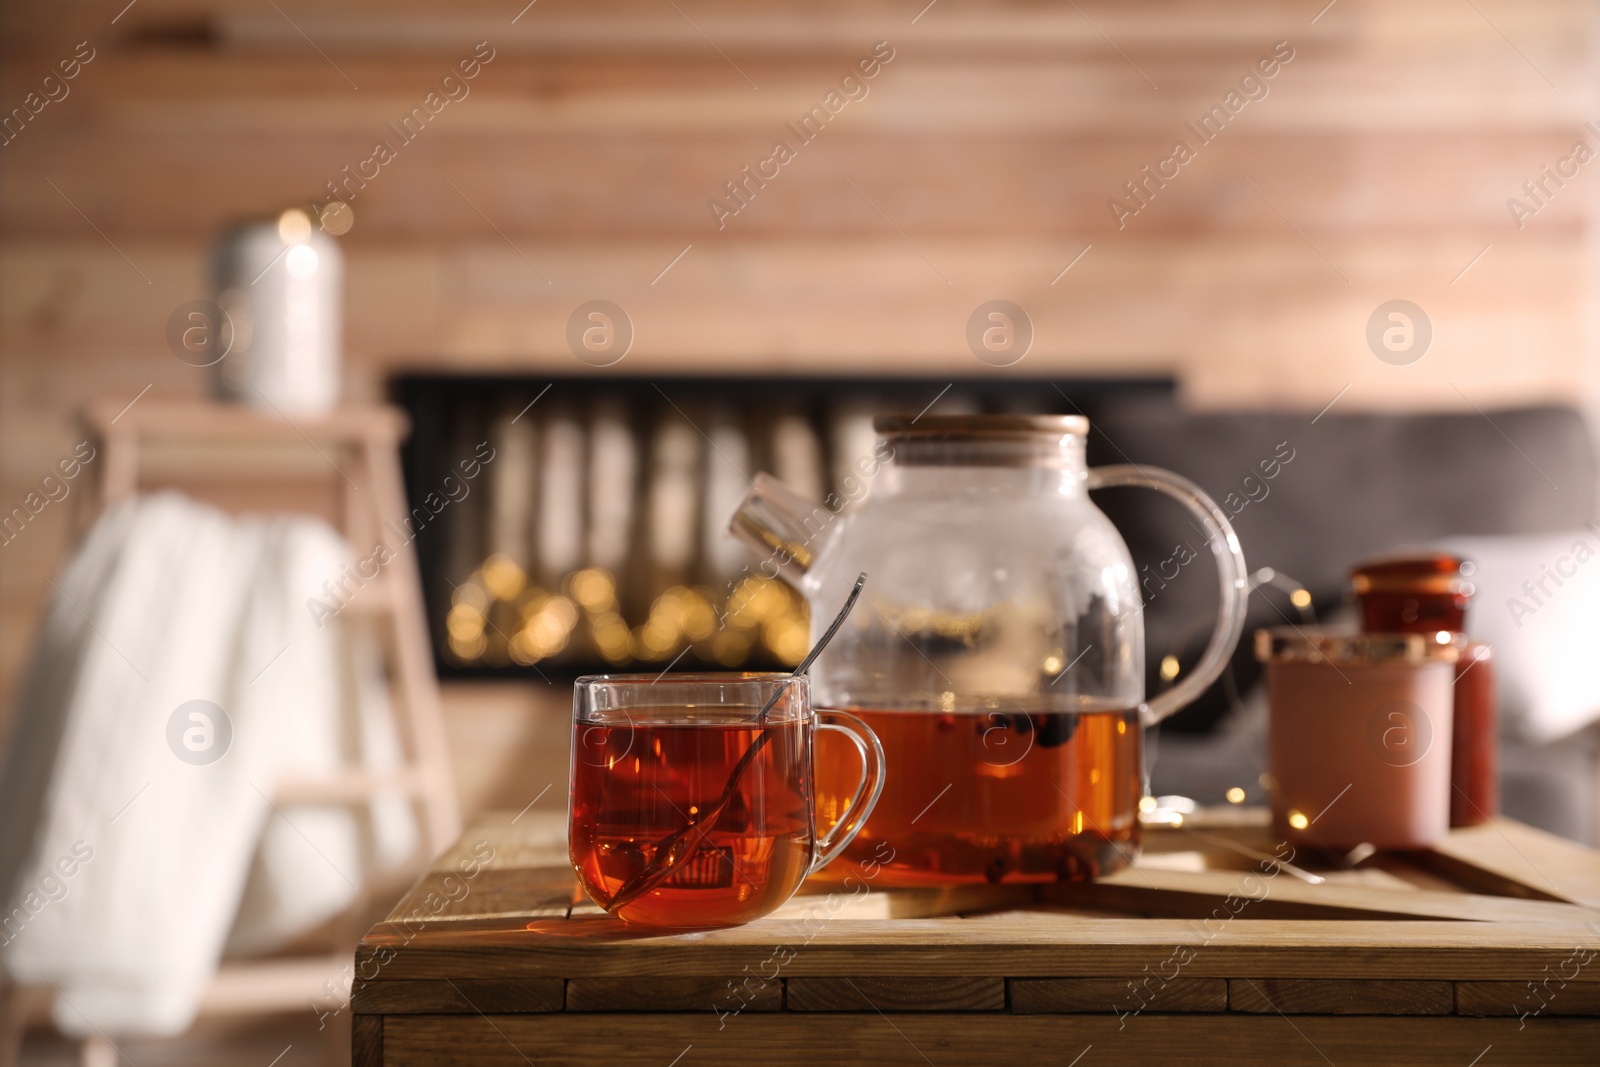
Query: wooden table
352 810 1600 1066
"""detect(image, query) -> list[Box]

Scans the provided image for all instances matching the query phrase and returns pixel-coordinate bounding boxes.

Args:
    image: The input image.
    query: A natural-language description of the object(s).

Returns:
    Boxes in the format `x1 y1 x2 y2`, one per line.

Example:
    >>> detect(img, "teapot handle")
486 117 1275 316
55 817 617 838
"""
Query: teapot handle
1085 465 1249 727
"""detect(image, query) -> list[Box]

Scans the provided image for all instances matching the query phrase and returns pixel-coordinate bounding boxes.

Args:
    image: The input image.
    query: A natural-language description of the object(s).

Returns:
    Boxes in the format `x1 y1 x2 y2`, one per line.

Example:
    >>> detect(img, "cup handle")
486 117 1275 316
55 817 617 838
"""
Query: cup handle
809 709 887 874
1085 464 1250 728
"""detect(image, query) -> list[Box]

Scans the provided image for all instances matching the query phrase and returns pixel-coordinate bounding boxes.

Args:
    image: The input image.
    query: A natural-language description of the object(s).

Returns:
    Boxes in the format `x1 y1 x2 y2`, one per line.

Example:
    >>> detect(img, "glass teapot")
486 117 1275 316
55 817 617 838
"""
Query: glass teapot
729 415 1248 885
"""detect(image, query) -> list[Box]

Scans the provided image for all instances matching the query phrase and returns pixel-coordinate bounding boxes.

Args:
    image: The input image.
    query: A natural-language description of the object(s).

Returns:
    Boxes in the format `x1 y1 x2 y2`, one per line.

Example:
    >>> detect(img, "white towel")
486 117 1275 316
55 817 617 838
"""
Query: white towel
0 493 417 1035
1441 529 1600 744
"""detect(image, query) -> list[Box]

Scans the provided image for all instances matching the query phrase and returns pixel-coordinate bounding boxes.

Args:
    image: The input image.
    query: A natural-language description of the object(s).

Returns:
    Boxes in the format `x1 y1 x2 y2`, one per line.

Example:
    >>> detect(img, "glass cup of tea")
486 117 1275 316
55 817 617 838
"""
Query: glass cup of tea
569 672 885 928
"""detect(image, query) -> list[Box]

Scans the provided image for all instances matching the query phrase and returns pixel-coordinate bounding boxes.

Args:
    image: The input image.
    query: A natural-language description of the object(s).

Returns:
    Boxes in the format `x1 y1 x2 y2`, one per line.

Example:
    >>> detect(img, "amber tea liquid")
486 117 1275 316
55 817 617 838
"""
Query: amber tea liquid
814 706 1141 885
569 712 814 927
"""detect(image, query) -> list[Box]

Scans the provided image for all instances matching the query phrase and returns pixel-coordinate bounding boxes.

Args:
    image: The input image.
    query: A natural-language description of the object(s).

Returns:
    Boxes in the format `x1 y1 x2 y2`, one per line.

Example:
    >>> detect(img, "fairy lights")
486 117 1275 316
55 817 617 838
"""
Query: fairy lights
445 560 810 669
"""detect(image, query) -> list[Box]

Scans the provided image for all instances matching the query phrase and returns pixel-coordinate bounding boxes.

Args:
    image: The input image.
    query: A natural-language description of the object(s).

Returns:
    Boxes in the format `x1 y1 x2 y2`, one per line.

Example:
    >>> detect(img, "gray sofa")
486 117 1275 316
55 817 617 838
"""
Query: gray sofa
1085 398 1600 843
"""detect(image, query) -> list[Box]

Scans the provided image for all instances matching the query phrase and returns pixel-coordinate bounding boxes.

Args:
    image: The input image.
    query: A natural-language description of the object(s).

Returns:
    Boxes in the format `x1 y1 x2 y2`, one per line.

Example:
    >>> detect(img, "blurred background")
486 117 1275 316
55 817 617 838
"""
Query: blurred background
2 0 1599 1063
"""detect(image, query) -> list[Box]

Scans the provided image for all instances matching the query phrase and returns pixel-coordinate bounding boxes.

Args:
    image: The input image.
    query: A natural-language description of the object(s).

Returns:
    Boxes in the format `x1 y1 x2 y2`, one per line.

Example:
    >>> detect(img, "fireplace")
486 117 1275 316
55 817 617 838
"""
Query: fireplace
394 374 1172 678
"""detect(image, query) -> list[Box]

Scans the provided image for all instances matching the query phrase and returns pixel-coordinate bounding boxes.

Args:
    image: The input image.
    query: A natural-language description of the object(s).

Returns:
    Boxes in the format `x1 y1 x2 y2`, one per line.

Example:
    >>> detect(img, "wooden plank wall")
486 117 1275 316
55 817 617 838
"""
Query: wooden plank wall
1 0 1597 736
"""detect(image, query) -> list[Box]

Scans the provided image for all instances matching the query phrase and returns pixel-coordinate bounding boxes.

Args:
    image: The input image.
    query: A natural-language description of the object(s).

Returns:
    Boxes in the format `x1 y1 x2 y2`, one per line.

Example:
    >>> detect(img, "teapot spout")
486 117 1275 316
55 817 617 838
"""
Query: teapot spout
728 472 834 587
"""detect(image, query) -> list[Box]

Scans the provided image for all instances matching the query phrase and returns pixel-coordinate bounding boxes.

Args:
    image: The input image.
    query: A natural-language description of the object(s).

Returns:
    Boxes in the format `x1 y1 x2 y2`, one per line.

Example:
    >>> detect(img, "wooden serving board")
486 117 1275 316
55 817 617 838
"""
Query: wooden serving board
352 810 1600 1066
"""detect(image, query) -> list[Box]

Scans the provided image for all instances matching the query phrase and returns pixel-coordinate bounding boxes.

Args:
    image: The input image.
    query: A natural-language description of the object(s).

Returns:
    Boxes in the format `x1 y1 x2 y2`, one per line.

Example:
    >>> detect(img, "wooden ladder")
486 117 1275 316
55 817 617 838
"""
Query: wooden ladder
2 399 460 1067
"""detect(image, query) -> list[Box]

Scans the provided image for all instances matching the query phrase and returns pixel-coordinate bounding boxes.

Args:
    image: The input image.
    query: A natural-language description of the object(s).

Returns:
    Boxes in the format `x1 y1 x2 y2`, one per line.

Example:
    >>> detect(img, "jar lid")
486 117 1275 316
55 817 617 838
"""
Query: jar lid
1255 626 1463 665
1348 551 1474 598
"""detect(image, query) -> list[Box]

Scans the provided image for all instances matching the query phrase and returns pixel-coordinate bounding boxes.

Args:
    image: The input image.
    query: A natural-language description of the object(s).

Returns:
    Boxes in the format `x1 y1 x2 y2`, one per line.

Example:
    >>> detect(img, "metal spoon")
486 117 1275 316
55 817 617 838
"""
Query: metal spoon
603 573 868 914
